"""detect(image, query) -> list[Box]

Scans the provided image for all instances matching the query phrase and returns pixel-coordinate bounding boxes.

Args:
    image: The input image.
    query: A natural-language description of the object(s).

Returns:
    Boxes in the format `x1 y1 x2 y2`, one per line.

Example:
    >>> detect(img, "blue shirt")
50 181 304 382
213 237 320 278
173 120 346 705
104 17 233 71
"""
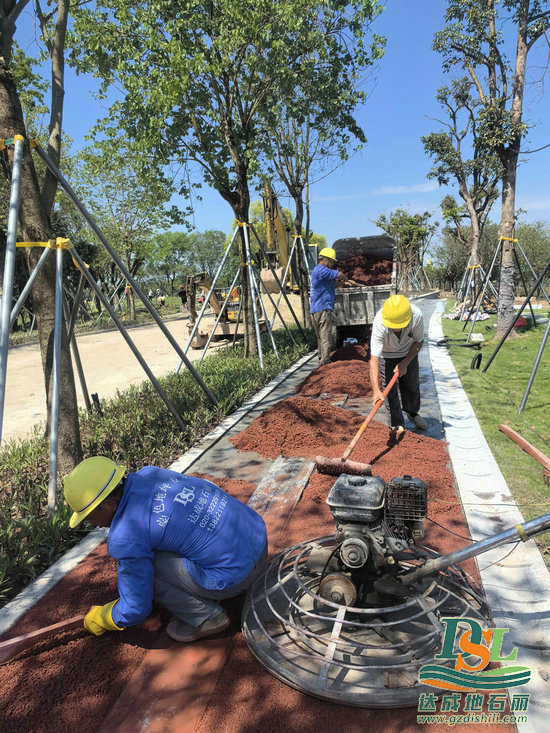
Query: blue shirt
309 263 339 313
107 467 267 627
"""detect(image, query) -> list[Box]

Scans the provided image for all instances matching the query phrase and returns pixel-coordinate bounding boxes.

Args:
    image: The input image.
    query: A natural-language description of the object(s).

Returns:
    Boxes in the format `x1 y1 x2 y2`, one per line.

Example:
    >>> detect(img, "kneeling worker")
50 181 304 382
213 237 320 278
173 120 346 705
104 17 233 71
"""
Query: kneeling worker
369 294 428 433
64 457 268 643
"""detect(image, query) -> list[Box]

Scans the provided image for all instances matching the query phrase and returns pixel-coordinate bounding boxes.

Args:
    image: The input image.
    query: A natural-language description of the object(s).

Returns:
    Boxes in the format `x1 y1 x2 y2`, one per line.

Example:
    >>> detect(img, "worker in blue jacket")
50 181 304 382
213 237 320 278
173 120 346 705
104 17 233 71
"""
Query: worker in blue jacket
64 457 268 643
310 247 358 364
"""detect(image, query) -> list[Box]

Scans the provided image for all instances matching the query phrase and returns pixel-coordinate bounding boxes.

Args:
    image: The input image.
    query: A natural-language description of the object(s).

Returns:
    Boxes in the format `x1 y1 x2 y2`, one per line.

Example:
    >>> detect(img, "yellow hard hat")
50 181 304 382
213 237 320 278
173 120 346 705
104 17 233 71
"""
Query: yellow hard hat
381 295 413 329
64 457 125 528
319 247 337 261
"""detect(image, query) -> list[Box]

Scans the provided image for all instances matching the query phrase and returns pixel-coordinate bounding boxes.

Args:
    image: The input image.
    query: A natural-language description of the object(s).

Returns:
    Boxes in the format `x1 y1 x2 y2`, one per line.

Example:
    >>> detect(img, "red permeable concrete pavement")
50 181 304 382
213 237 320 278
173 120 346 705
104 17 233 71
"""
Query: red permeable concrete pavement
0 352 513 733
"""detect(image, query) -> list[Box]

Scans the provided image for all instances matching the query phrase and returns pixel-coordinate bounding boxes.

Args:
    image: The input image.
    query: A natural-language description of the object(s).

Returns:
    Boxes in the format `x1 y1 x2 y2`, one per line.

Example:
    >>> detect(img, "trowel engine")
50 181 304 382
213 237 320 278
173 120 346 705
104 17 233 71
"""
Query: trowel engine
311 474 428 607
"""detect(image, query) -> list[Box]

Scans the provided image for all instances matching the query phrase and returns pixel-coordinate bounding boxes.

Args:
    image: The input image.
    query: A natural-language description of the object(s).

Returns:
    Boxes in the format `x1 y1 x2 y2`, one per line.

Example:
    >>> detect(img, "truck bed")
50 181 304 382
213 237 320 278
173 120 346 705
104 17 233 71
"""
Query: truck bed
332 235 397 327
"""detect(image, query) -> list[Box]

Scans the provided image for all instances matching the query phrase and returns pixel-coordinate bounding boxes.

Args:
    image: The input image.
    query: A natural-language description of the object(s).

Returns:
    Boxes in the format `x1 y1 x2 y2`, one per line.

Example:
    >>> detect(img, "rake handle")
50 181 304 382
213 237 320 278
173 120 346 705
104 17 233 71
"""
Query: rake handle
0 614 85 665
341 371 400 462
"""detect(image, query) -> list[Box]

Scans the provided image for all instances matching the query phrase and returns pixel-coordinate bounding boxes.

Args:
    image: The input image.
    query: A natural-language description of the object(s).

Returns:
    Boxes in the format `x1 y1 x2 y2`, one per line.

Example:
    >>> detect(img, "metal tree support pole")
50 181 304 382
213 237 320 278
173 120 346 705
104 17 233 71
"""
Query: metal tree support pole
198 268 241 363
515 238 550 304
250 262 279 360
66 271 87 342
250 226 306 340
231 294 244 349
456 260 471 303
47 245 65 514
62 292 91 412
177 226 240 370
466 246 502 342
243 224 264 370
33 143 217 407
513 247 537 326
519 315 550 414
459 265 478 323
400 511 550 585
71 248 187 431
254 260 296 346
483 258 550 373
269 236 298 330
8 246 50 330
0 136 24 443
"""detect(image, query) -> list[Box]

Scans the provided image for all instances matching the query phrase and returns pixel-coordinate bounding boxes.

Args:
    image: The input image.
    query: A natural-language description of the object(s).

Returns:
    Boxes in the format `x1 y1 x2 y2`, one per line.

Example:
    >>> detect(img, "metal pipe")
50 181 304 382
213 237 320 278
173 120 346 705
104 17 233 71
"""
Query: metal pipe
9 247 50 331
66 271 87 342
251 263 279 360
402 512 550 584
483 258 550 372
178 226 239 369
199 268 241 363
0 136 25 443
513 247 537 326
243 225 264 370
255 262 295 346
515 239 550 304
269 237 297 330
467 245 501 342
250 226 306 339
47 245 64 515
71 247 187 431
33 144 218 407
62 292 91 411
519 315 550 414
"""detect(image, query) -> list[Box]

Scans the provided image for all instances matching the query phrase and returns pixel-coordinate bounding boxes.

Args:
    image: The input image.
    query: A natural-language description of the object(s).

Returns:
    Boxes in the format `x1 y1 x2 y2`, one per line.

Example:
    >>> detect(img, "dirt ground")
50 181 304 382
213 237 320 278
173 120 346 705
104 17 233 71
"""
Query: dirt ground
2 295 305 446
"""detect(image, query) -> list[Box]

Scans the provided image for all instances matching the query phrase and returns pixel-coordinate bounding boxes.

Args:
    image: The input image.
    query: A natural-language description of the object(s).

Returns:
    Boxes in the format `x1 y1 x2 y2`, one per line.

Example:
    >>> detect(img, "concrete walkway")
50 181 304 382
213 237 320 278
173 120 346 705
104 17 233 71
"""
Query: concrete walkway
418 296 550 732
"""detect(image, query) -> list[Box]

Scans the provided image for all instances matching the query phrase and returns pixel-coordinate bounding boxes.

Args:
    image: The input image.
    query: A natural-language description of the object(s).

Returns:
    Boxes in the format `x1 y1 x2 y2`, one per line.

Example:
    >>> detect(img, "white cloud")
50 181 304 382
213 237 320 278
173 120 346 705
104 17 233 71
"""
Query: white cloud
373 182 439 195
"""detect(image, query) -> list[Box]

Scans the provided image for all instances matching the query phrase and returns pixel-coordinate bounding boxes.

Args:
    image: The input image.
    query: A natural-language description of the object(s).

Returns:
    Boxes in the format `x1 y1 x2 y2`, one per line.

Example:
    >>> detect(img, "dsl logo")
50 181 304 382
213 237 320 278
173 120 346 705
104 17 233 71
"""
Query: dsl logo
418 617 531 691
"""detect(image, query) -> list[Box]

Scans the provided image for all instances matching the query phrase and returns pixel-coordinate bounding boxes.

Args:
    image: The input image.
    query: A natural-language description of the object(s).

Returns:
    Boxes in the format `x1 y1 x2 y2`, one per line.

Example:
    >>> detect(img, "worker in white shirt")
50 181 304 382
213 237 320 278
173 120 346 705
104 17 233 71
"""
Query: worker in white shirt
369 294 428 433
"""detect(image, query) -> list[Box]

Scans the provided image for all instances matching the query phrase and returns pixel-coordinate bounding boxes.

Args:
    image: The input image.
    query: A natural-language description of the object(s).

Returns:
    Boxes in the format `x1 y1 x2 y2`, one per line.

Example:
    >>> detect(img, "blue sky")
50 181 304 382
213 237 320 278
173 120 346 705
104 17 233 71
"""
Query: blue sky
16 1 550 248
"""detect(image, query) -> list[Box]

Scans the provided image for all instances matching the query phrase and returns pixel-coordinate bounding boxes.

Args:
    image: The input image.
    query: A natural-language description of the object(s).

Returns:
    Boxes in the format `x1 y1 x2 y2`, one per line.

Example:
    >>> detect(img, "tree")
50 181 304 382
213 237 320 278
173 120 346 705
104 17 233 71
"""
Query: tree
1 0 81 476
434 0 550 337
70 138 179 320
374 209 438 290
69 0 385 356
422 78 502 267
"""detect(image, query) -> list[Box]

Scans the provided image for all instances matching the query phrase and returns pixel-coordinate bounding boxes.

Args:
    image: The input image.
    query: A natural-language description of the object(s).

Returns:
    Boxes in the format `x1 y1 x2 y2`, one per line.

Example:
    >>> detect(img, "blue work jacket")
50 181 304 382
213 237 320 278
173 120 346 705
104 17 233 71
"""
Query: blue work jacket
309 264 339 313
107 467 267 627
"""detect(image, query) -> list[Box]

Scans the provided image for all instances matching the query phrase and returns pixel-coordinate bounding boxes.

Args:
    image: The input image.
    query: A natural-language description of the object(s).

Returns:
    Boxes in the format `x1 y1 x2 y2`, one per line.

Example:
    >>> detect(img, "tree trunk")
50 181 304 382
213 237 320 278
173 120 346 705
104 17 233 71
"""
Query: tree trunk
0 64 81 476
496 1 529 339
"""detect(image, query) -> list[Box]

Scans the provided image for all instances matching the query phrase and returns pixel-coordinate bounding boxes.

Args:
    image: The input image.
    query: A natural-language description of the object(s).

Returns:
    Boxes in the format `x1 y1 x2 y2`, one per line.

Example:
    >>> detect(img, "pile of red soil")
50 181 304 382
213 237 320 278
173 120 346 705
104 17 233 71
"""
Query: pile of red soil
335 253 392 287
296 360 372 398
0 474 256 733
330 342 370 362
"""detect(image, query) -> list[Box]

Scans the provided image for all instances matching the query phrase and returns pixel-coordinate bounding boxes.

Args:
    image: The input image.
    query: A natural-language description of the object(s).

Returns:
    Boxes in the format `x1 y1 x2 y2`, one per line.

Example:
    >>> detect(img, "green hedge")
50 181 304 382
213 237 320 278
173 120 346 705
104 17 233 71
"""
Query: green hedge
0 327 314 604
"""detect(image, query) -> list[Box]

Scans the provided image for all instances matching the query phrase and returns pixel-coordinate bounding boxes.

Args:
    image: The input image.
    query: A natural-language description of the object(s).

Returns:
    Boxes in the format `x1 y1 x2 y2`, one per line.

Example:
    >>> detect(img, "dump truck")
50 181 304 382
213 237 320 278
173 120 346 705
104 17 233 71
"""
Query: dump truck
331 234 397 345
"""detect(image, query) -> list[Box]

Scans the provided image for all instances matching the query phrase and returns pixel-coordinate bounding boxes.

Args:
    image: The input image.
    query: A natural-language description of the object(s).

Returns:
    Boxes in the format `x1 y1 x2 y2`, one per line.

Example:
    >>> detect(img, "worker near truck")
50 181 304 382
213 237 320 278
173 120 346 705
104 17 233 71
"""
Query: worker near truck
310 247 358 365
63 457 268 643
369 294 428 433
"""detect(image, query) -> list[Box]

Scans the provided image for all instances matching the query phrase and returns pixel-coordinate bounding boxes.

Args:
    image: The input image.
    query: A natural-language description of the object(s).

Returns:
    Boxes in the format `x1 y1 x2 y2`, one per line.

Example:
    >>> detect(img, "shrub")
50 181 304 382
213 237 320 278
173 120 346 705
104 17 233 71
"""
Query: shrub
0 327 314 603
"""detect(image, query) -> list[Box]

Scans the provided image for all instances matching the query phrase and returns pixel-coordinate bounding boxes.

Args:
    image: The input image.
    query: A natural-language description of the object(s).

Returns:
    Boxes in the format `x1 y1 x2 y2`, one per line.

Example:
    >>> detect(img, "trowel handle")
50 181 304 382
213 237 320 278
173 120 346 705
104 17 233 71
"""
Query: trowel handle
341 371 399 462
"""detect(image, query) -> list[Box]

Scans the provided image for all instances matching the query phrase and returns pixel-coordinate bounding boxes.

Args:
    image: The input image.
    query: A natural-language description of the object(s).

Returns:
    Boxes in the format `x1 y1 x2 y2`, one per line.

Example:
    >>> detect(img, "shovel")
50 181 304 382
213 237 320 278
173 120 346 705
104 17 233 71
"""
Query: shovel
315 371 400 476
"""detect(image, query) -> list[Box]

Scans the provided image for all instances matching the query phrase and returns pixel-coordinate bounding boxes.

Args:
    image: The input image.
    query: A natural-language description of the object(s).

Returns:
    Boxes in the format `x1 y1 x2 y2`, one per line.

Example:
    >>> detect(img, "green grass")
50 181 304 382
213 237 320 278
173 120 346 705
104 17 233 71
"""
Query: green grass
441 301 550 556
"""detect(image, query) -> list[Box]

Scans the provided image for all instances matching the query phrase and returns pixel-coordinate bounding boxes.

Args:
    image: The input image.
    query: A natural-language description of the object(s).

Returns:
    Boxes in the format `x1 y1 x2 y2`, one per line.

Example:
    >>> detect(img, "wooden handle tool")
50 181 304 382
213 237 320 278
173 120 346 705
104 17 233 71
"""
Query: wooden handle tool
0 614 85 665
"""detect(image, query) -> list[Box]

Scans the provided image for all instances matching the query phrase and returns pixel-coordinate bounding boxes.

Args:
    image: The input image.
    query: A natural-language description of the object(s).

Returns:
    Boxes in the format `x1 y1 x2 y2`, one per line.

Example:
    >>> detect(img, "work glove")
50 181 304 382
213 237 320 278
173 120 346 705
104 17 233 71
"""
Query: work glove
84 599 125 636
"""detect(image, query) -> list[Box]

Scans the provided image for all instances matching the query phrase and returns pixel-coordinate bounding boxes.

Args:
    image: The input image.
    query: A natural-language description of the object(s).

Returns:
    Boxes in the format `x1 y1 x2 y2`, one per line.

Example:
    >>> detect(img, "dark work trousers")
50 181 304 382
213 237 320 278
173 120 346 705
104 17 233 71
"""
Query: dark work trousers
380 354 421 428
311 309 334 364
152 542 268 626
